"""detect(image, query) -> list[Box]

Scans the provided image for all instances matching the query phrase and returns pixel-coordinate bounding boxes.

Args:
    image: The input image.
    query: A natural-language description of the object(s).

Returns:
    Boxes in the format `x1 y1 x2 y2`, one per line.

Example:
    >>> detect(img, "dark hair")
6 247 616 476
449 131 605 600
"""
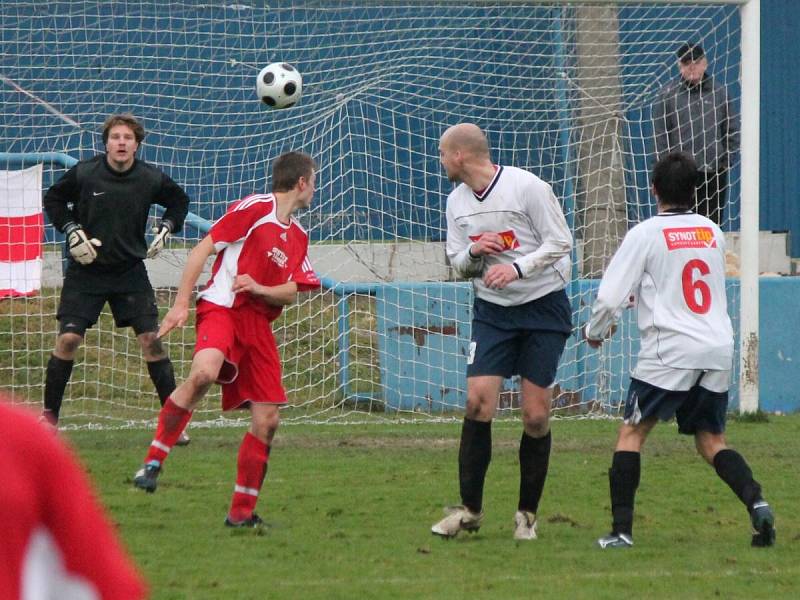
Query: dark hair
272 151 316 192
652 151 698 208
102 113 145 144
677 42 704 63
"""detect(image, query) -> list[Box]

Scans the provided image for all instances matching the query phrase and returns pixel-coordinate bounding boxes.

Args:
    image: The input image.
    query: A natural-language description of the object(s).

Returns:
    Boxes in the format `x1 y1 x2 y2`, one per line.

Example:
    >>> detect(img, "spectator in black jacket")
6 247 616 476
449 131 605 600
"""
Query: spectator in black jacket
653 43 739 225
41 113 191 442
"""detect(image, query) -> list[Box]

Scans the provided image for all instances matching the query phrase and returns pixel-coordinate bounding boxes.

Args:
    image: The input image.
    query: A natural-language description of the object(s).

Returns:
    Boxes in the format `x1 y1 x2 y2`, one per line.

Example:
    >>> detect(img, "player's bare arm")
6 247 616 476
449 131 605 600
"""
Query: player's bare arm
582 323 617 349
469 232 505 256
232 275 299 306
158 236 216 338
483 263 519 290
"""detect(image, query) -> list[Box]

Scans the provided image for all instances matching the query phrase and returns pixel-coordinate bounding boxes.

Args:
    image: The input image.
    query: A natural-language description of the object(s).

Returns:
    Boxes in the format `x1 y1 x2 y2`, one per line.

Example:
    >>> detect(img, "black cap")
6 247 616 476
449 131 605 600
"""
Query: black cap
677 43 705 63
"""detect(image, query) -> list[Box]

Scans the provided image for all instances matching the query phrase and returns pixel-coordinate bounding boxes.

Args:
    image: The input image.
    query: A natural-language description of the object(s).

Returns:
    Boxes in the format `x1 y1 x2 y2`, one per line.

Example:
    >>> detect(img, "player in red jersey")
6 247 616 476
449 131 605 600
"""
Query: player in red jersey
132 151 320 527
0 396 146 599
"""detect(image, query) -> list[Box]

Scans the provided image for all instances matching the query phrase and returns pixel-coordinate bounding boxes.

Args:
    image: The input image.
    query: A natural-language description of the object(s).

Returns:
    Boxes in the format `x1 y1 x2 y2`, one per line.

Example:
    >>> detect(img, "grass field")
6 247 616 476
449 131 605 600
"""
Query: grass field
0 288 386 425
67 415 799 599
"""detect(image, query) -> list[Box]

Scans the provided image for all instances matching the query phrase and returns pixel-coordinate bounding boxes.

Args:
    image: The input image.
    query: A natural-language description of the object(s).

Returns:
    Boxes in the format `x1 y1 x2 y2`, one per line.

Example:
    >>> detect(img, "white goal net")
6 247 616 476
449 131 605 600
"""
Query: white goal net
0 1 748 427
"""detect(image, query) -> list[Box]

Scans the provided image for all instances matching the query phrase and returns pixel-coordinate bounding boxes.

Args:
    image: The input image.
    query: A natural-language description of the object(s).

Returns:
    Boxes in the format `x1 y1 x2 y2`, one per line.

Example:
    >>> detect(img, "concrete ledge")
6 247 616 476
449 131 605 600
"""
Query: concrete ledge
41 232 794 289
42 241 451 288
724 231 791 275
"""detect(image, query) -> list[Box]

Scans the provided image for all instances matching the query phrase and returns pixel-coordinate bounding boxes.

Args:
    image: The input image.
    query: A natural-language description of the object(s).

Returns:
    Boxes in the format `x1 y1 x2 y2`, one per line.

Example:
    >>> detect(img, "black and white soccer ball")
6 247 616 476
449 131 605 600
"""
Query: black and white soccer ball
256 62 302 109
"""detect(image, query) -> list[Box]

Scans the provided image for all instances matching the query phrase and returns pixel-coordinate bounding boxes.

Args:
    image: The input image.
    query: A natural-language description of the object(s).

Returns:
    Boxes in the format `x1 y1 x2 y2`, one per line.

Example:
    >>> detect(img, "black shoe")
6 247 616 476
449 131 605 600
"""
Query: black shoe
750 501 776 547
224 513 264 528
133 461 161 493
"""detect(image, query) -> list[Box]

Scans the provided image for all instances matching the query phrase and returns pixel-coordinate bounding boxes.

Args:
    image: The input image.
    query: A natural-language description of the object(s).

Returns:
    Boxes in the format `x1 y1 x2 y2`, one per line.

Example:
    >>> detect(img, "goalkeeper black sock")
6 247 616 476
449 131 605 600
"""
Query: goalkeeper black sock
147 358 177 406
44 355 74 421
713 449 763 512
518 429 551 513
458 417 492 514
609 451 640 536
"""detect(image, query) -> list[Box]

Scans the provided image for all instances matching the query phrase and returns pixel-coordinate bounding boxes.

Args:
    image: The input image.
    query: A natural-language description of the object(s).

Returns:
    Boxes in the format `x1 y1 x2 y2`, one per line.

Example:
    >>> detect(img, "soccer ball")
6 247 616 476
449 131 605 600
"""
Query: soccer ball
256 63 302 109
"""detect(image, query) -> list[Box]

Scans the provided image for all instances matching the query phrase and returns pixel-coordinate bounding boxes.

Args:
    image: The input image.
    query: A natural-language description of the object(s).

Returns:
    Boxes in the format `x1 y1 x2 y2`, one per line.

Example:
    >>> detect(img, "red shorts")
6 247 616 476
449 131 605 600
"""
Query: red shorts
194 300 287 410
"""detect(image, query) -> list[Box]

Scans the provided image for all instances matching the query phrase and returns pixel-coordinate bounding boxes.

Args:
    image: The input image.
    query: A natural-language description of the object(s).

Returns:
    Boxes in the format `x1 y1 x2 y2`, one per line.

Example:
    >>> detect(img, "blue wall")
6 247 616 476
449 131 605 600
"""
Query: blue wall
1 2 753 243
756 278 800 412
761 0 800 256
0 2 573 242
375 278 800 413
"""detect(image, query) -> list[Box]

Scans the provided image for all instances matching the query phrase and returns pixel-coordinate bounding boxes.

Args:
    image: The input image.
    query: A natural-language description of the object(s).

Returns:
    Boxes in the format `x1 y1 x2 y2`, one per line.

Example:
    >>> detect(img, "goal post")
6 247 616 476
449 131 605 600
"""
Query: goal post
0 0 758 426
737 0 760 414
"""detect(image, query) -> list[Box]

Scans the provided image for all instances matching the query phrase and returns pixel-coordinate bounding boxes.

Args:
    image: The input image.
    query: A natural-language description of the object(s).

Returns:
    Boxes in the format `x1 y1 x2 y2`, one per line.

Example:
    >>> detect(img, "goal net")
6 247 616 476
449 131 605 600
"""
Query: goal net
0 1 748 427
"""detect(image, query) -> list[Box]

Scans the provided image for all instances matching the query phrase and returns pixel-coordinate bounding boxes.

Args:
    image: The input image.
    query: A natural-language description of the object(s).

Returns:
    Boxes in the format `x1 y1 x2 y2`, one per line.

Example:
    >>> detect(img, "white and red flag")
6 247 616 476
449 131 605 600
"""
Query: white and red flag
0 164 44 298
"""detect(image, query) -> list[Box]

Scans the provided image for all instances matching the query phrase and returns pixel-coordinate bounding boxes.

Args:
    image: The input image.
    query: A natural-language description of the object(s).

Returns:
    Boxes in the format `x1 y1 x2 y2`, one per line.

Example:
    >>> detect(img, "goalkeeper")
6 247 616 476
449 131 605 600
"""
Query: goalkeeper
41 113 190 441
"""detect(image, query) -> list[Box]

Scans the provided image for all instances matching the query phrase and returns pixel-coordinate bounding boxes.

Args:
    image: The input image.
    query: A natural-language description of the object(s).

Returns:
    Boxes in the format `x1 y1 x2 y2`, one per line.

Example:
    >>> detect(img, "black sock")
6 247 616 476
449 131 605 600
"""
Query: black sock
609 451 640 536
518 430 551 513
44 355 74 421
713 449 763 512
147 358 177 406
458 418 492 513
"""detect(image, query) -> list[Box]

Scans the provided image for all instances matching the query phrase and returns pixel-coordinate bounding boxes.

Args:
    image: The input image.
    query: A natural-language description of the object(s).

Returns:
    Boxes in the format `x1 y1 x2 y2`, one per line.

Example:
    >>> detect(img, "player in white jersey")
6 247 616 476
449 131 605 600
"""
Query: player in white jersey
584 151 774 549
431 123 573 540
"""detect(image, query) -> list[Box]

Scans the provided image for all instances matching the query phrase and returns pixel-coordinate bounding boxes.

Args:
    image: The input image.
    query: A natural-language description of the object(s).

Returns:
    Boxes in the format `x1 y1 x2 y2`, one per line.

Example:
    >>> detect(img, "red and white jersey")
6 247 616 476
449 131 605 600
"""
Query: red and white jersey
0 400 146 599
197 193 320 321
445 165 572 306
585 211 733 370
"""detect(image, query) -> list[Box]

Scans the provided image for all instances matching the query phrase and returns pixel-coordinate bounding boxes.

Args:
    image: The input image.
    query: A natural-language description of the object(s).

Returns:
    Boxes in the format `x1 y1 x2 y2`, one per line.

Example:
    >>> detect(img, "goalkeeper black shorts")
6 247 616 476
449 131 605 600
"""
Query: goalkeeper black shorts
56 261 158 335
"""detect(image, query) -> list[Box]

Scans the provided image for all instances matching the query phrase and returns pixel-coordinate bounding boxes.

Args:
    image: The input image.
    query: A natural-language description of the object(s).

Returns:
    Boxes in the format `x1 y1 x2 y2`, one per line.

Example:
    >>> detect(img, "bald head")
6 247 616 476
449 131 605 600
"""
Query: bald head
440 123 491 159
438 123 495 186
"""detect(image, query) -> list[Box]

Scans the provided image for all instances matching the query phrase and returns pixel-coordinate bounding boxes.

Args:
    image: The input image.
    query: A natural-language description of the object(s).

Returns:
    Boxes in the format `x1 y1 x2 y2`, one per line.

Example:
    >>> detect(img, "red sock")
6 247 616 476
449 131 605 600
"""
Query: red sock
228 432 269 521
144 397 192 465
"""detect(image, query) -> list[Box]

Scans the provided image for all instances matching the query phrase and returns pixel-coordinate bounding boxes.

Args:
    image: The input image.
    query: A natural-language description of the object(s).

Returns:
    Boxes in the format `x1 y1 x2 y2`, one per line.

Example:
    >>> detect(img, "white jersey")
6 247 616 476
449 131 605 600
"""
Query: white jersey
585 211 733 371
445 165 572 306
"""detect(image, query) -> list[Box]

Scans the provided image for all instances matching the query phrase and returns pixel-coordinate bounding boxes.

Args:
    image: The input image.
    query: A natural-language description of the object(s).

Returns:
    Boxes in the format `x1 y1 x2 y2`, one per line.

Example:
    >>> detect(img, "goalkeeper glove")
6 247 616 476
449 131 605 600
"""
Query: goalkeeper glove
146 221 172 259
64 222 102 265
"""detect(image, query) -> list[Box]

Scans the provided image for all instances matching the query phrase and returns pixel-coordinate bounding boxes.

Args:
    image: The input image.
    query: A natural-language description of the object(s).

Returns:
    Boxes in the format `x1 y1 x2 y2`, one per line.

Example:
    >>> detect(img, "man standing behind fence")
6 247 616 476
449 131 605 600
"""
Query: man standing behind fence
41 113 190 443
653 42 739 225
431 123 573 540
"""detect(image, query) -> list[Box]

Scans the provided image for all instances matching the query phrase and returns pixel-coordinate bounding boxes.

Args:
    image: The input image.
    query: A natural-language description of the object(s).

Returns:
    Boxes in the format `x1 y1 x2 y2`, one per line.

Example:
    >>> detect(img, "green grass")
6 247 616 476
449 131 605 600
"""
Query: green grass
68 416 799 599
0 288 382 423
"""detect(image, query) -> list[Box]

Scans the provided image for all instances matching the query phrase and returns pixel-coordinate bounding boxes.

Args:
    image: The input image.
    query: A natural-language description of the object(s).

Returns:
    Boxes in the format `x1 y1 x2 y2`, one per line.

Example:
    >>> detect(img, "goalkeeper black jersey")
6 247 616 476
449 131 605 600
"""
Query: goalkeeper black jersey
44 155 190 273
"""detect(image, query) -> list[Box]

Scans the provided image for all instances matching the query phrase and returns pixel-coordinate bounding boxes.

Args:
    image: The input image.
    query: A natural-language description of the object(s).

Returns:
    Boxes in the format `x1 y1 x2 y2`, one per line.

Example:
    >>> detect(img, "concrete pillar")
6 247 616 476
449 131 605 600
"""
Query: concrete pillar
574 6 629 277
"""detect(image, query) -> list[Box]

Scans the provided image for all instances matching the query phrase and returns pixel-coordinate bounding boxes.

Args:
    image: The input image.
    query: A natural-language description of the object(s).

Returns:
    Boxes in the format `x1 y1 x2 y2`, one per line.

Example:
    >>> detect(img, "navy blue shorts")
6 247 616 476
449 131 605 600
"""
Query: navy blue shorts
57 262 158 336
624 377 728 435
466 290 571 388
